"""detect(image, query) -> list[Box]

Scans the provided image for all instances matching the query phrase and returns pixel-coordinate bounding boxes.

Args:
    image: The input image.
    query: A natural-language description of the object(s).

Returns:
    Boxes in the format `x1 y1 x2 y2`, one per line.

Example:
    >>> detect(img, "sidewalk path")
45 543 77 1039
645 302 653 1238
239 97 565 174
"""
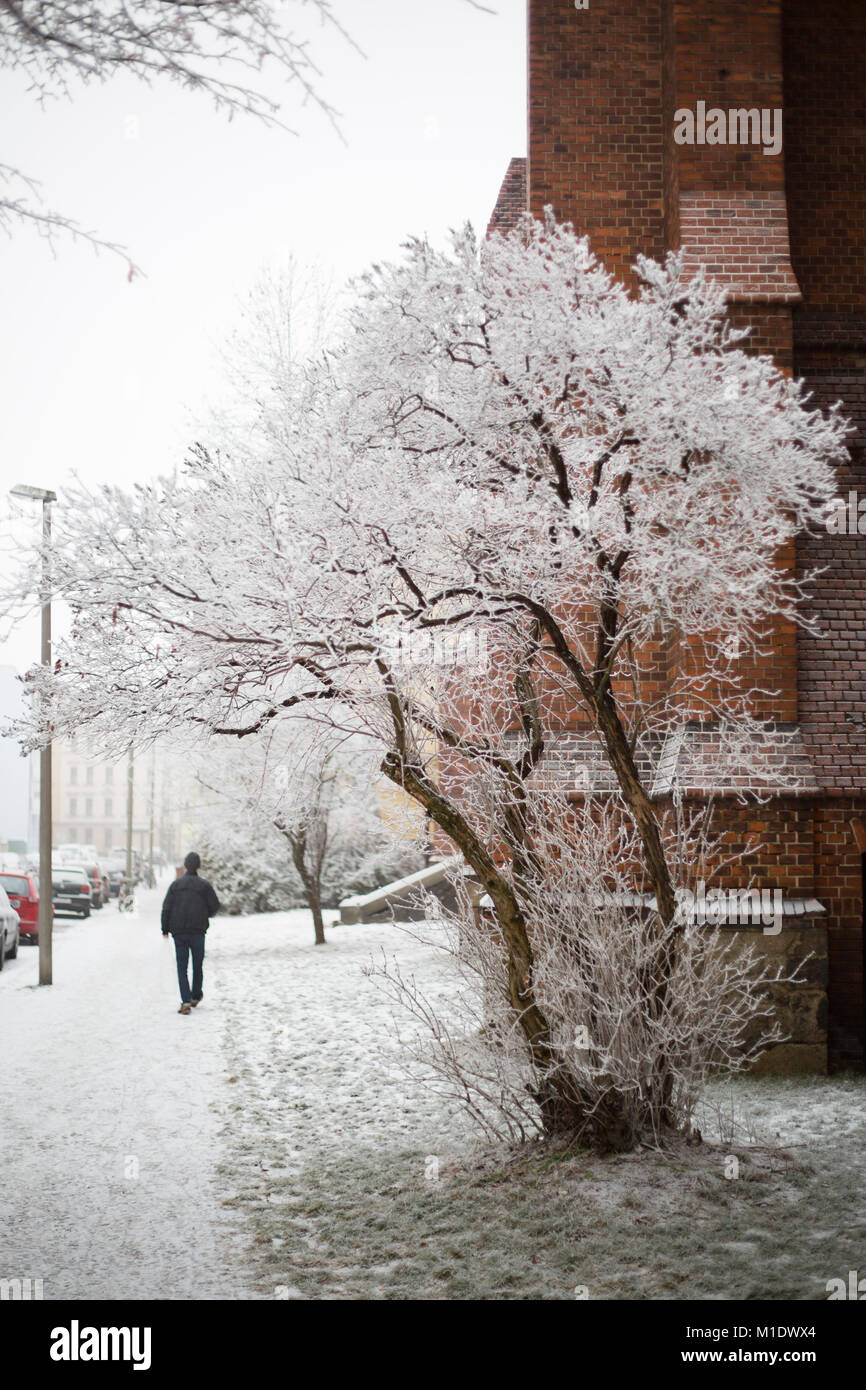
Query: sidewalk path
0 880 255 1300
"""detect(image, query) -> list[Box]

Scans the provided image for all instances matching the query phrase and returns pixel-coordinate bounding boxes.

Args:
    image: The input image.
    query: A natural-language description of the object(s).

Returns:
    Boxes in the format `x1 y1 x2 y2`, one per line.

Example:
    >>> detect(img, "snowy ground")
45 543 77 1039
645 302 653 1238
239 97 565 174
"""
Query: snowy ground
0 879 254 1299
1 889 864 1300
209 909 866 1301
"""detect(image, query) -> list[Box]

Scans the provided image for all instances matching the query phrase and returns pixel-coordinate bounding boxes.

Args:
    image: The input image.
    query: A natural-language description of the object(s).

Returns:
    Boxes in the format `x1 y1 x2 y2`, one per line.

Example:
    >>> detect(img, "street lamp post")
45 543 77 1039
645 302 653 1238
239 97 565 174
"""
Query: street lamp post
148 749 156 887
10 484 57 986
126 747 135 887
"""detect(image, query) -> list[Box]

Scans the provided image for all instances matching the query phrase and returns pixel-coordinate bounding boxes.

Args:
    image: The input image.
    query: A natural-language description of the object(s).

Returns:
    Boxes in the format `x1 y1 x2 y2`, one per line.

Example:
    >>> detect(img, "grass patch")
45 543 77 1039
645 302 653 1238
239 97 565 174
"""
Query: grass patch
224 1082 866 1300
211 913 866 1300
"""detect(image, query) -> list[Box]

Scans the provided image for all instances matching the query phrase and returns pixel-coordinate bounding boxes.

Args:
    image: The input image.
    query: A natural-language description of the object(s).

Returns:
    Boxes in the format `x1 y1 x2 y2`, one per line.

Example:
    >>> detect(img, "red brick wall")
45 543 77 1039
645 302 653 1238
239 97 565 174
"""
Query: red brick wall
696 798 815 894
813 801 866 1065
672 0 786 194
783 0 866 318
528 0 668 283
726 303 794 370
784 0 866 1062
487 157 527 238
482 0 866 1069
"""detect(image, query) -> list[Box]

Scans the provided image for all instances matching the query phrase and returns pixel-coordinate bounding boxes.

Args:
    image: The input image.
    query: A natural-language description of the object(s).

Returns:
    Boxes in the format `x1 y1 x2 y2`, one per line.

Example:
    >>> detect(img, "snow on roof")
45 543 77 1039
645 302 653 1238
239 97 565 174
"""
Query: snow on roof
339 856 461 912
477 890 826 922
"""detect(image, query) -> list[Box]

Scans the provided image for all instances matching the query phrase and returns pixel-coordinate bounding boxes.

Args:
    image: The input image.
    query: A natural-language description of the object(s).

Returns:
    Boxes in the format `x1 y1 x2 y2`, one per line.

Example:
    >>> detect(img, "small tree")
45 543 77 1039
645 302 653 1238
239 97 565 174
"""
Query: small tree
195 813 299 916
194 724 417 943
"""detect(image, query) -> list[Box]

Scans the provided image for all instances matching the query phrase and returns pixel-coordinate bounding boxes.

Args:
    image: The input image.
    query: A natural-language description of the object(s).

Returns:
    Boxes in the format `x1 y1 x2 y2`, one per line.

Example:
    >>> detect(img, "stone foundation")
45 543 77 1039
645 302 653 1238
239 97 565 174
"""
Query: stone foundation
723 919 828 1074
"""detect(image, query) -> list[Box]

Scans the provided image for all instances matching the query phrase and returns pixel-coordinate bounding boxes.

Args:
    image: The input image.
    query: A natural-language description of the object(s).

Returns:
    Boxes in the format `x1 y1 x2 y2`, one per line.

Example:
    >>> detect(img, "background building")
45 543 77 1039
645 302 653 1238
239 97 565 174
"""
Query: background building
29 738 201 868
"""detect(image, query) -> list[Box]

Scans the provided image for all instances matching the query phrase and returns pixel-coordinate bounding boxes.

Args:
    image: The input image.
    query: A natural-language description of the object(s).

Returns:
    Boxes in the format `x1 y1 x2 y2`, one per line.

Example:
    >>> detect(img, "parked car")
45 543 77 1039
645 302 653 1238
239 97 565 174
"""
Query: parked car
103 857 127 897
52 865 93 919
55 842 99 865
0 871 42 941
81 862 107 909
0 883 20 969
110 848 143 884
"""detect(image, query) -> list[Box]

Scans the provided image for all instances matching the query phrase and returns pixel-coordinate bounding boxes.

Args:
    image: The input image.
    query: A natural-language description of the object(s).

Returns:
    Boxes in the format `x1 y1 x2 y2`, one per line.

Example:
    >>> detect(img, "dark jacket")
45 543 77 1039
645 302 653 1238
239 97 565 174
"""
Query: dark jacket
161 871 220 936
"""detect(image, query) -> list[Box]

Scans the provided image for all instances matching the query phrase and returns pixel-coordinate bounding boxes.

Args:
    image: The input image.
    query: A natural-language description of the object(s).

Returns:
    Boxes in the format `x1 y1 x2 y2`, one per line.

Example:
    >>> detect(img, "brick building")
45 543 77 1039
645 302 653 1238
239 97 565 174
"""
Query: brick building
487 0 866 1069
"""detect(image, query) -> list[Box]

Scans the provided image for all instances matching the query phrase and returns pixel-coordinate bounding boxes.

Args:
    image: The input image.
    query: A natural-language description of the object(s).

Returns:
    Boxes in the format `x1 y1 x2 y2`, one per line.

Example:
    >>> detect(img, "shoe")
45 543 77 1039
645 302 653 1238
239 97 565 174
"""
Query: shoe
178 1003 192 1014
190 997 202 1008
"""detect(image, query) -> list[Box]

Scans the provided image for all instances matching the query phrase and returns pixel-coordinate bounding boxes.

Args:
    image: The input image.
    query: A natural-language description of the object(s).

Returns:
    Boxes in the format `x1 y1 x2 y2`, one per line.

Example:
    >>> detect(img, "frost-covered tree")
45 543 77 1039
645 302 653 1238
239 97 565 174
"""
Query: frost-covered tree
193 723 417 942
205 256 342 463
7 215 850 1148
369 800 803 1149
195 810 300 917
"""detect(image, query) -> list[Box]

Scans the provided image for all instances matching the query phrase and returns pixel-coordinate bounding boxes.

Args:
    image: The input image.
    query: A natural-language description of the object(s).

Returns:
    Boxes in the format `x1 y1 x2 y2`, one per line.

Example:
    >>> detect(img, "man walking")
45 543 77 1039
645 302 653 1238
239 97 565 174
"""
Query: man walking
161 851 220 1014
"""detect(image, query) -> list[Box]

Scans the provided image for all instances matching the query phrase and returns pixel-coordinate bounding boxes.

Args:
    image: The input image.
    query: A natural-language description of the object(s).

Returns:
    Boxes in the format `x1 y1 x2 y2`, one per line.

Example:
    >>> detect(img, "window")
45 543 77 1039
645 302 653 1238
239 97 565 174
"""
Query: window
105 767 113 786
85 798 93 817
69 798 77 817
69 766 78 785
0 875 30 895
105 799 113 818
85 767 94 786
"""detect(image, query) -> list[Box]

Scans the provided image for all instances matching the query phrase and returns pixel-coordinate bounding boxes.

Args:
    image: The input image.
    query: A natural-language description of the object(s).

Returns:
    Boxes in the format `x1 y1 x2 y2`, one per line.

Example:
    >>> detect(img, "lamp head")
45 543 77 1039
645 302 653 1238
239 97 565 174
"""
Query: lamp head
10 484 57 502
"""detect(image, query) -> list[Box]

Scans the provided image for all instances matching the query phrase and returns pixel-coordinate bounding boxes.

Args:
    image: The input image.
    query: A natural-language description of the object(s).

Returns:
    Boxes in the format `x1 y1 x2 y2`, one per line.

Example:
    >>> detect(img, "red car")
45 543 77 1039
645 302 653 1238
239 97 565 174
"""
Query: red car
0 871 42 941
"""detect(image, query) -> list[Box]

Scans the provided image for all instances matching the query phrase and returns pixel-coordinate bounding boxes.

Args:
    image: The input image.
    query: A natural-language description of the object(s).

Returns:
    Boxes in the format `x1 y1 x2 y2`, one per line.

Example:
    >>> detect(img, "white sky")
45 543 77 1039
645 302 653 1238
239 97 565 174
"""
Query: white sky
0 0 527 673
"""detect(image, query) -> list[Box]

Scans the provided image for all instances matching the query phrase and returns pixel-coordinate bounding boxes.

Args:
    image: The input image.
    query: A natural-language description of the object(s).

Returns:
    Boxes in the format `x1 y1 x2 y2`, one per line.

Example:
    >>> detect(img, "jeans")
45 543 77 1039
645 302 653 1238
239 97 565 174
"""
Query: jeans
173 932 206 1004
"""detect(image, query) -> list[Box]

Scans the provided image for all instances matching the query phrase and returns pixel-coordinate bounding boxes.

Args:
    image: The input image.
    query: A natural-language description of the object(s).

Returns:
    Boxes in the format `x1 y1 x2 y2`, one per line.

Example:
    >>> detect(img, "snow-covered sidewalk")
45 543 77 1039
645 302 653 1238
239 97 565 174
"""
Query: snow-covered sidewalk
0 891 468 1301
0 879 255 1299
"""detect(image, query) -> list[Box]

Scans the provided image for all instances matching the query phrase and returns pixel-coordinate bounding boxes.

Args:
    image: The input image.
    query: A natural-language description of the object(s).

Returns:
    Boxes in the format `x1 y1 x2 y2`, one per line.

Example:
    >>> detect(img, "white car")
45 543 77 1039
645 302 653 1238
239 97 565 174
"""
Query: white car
0 883 21 970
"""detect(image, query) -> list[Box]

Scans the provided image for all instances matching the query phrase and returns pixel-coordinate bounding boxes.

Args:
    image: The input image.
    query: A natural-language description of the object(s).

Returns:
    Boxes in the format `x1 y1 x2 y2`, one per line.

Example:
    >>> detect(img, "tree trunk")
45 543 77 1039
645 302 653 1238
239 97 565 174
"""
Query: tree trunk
307 888 327 946
593 686 680 1125
380 749 591 1139
285 827 327 945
